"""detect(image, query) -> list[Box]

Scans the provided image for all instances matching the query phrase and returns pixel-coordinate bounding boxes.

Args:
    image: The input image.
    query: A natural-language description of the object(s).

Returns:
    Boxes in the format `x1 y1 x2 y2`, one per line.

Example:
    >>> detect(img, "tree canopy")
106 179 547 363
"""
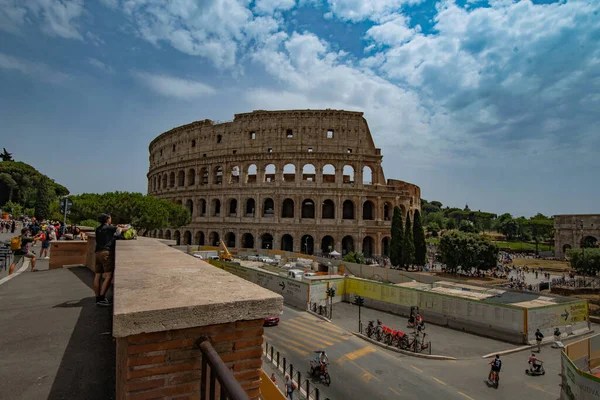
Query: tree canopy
0 161 69 209
413 210 426 266
402 214 415 269
568 248 600 275
390 207 404 267
0 148 13 162
438 230 499 273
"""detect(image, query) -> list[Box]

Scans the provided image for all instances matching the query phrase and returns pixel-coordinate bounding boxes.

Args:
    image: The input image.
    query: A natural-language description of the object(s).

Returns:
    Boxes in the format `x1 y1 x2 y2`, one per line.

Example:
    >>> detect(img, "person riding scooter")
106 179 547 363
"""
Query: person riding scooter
311 351 329 374
488 355 502 382
528 353 543 372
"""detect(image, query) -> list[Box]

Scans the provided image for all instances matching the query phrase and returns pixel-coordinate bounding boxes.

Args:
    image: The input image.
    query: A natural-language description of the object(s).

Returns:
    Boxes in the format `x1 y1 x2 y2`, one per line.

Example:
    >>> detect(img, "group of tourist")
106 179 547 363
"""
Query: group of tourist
0 219 16 233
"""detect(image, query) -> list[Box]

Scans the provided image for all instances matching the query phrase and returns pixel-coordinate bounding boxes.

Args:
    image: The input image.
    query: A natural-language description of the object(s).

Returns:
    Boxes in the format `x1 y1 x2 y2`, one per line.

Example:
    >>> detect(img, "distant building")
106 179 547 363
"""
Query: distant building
554 214 600 259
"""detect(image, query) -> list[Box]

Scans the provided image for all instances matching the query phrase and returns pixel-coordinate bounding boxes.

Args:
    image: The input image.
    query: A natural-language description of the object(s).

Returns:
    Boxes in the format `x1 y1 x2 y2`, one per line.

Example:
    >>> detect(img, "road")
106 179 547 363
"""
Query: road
265 305 571 399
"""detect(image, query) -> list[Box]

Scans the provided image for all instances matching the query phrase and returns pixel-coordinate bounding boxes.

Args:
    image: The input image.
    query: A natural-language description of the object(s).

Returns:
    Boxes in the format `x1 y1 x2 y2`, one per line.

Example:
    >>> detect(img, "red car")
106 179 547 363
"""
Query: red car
264 316 280 326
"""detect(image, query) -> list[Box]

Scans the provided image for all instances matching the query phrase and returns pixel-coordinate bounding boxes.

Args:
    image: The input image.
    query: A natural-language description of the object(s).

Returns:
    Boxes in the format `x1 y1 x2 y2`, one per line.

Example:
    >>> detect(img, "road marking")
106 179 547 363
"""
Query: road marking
388 387 402 397
457 391 475 400
0 259 30 286
282 320 346 343
410 365 423 373
344 346 376 361
297 315 347 334
277 323 336 346
433 377 447 386
263 332 311 354
527 383 554 395
361 371 374 383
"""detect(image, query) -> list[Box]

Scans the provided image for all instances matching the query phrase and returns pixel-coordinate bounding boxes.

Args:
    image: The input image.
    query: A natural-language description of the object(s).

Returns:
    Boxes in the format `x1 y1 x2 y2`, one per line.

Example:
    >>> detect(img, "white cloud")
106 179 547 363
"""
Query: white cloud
99 0 118 8
0 52 69 83
88 57 114 73
132 71 216 99
86 31 105 45
325 0 422 22
365 13 419 46
0 0 85 39
0 0 27 34
254 0 296 14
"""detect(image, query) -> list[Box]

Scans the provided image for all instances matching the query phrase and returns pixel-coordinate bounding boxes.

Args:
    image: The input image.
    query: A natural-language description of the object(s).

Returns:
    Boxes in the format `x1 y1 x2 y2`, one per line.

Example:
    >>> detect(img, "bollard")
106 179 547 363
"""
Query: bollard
270 345 274 361
277 351 280 368
305 380 310 400
265 341 268 355
290 364 294 381
315 387 320 400
283 357 286 374
429 341 432 355
297 371 301 390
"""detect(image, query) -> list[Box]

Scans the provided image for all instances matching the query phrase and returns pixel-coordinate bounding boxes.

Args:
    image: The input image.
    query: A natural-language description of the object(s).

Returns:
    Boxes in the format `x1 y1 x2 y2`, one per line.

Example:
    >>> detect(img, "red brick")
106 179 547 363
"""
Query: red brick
167 370 202 385
235 319 264 329
221 348 263 363
241 379 261 390
170 323 235 339
234 369 262 382
212 328 264 343
128 355 166 367
128 338 196 355
232 358 262 372
127 382 200 400
127 361 201 380
172 396 195 400
127 331 170 344
246 387 261 400
234 337 263 350
125 378 165 393
166 349 202 362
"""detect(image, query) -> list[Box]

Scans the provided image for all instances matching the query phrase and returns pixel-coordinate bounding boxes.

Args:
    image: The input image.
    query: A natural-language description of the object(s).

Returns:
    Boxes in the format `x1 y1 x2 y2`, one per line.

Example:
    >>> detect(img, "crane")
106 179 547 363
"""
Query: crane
219 239 232 262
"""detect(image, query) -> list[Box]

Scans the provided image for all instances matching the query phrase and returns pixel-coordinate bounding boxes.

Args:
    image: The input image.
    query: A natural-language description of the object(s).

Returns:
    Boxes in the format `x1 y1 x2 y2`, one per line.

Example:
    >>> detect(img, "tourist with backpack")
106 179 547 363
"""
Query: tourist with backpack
39 226 56 259
284 374 296 399
9 228 41 274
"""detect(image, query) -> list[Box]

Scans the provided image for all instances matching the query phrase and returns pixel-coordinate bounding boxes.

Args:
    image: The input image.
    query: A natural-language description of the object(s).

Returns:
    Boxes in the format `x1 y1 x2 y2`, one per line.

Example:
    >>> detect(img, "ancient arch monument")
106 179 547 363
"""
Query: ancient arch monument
554 214 600 259
147 109 421 258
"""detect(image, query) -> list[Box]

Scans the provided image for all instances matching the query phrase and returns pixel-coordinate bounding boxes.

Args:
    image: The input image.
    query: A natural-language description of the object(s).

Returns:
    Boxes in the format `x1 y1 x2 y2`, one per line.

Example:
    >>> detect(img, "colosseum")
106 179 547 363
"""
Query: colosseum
147 109 421 259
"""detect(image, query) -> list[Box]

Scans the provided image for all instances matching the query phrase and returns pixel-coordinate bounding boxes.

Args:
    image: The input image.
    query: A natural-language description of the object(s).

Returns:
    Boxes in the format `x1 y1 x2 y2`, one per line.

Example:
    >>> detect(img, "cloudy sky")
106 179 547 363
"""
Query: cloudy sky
1 0 598 218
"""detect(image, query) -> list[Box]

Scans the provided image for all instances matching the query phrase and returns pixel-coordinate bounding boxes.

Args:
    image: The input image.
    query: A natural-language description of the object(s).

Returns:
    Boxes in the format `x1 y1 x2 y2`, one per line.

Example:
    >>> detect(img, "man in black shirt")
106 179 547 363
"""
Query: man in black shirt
94 214 128 307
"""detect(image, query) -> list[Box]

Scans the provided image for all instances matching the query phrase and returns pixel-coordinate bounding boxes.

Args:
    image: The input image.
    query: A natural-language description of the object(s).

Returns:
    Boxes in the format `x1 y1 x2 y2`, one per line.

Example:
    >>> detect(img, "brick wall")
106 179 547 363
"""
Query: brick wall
116 318 265 400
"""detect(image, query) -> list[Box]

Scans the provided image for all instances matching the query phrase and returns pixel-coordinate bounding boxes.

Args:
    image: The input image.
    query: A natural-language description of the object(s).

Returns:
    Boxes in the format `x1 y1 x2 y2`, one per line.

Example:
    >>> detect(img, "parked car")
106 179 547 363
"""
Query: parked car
264 316 280 326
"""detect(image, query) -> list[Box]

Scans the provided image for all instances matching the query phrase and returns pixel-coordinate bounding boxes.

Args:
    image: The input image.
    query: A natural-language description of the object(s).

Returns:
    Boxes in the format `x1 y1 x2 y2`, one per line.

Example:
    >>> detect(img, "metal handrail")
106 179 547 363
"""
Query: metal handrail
197 338 250 400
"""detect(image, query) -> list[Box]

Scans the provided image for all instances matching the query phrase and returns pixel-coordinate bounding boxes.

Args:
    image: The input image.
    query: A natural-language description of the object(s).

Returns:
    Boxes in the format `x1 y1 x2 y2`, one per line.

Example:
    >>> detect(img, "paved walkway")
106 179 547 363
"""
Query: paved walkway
0 265 114 400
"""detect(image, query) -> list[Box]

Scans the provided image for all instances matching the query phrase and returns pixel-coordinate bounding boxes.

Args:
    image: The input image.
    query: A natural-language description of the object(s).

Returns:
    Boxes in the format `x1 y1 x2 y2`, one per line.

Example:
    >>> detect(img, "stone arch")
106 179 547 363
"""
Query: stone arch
362 166 373 185
582 236 599 248
174 230 181 246
230 165 240 184
175 199 183 206
208 231 220 246
300 234 314 255
228 198 238 217
283 164 296 182
383 202 393 221
301 199 315 219
321 235 335 254
162 174 167 189
245 198 256 216
343 165 354 184
322 199 335 219
178 170 185 187
225 232 236 248
185 199 194 216
261 233 274 250
169 172 175 187
322 164 336 183
187 168 196 186
342 235 354 255
263 198 275 218
282 198 294 218
264 164 276 183
382 237 391 257
362 236 374 258
242 233 255 248
152 176 157 191
165 230 171 240
213 166 223 185
247 164 257 183
158 230 164 239
183 230 192 245
198 198 207 216
363 200 375 220
200 167 209 185
343 200 355 220
281 234 294 252
195 231 205 245
562 244 572 254
211 199 221 216
302 164 316 182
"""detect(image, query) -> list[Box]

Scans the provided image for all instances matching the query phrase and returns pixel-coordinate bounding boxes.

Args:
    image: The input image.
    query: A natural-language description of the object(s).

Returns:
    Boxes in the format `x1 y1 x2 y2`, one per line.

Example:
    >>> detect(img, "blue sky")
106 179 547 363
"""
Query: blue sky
1 0 598 218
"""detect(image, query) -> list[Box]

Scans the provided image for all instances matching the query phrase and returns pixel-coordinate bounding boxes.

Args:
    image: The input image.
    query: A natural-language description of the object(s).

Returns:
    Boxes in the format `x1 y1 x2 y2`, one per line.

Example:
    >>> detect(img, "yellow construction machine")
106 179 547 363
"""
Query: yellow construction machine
219 239 232 262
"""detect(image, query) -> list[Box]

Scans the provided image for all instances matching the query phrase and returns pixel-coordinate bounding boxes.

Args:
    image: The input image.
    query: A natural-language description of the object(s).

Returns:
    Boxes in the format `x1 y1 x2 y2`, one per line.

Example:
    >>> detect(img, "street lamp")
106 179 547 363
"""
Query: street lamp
580 220 585 270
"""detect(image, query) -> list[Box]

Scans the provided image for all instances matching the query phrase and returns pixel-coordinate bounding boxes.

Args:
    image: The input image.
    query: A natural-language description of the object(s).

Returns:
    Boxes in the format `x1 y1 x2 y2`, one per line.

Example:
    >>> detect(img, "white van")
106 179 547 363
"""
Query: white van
288 269 305 280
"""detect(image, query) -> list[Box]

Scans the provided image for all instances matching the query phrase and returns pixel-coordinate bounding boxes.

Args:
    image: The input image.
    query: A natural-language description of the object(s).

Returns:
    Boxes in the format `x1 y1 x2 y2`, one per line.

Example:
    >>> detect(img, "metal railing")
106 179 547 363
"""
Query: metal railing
196 338 250 400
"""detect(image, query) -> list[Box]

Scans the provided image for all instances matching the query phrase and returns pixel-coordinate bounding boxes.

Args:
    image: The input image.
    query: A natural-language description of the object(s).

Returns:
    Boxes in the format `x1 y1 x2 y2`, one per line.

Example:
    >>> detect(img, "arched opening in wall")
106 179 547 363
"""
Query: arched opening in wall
261 233 274 250
213 166 223 185
382 237 391 257
362 236 374 258
230 165 240 184
152 177 156 191
343 165 354 184
400 205 407 219
342 236 354 255
282 198 294 218
264 164 276 183
582 236 599 248
209 231 220 247
183 231 192 245
383 202 392 221
322 199 335 219
158 230 164 239
302 164 316 182
225 232 236 248
187 169 195 186
169 172 175 187
301 199 315 219
178 170 185 187
174 230 181 246
362 200 375 220
247 164 257 184
323 164 336 183
242 233 254 249
562 244 572 255
195 231 205 245
362 166 373 185
211 199 221 217
321 235 334 254
263 198 274 218
175 199 183 206
283 164 296 182
343 200 354 220
165 230 171 240
185 199 194 216
162 174 167 189
281 234 294 252
245 198 256 217
300 235 314 255
198 199 207 217
200 167 208 185
228 198 238 217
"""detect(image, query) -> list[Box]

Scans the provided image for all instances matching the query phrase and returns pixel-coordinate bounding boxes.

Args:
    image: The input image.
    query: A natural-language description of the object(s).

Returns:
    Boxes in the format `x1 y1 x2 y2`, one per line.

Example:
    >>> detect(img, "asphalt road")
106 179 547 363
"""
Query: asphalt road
264 304 581 400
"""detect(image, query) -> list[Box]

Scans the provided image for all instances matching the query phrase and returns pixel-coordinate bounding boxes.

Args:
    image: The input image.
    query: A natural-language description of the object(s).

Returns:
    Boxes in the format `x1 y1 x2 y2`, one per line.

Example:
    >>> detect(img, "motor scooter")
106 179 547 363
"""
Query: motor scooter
525 363 545 376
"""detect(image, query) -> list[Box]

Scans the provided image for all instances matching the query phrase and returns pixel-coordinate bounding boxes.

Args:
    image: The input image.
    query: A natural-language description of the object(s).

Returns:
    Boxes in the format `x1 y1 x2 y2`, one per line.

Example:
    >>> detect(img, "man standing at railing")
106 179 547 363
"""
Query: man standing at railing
94 214 128 307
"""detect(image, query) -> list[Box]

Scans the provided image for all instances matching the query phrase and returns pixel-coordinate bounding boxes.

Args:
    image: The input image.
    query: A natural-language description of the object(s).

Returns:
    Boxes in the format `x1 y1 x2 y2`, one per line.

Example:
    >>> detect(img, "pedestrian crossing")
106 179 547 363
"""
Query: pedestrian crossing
263 314 351 356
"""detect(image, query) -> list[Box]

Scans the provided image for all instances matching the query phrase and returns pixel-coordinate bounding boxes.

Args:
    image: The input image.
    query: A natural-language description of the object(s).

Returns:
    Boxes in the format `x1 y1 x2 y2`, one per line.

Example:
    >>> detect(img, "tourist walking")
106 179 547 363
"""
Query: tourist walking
94 214 128 307
284 374 294 399
535 328 544 352
9 228 41 274
10 219 16 233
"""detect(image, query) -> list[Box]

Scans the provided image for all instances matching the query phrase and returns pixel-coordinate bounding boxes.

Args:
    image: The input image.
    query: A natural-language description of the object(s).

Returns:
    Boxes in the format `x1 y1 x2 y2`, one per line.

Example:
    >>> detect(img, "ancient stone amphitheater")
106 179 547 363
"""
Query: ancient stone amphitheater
147 109 420 258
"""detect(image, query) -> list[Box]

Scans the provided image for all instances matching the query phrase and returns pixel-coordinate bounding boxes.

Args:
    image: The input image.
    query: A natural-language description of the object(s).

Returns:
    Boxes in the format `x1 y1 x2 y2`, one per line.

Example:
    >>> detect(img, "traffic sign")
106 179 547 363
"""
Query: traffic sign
60 198 73 209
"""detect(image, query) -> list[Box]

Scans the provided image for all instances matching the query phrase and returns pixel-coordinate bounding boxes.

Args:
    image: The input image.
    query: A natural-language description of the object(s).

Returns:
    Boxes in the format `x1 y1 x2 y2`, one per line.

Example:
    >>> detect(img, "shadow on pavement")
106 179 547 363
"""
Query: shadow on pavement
47 267 115 400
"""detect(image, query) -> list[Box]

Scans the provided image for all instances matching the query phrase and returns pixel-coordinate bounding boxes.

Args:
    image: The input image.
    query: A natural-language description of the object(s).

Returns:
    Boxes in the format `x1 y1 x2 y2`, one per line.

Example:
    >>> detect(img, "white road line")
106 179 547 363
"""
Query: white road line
0 259 30 286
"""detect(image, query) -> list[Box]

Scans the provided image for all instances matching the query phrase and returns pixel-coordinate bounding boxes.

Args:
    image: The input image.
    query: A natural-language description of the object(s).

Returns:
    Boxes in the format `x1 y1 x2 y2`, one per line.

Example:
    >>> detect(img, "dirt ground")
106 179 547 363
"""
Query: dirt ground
509 258 571 271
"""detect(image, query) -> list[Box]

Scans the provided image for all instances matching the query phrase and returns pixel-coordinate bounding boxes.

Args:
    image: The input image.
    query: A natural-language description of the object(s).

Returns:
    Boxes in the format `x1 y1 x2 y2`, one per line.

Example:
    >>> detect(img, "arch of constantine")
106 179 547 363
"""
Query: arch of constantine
554 214 600 259
146 109 421 258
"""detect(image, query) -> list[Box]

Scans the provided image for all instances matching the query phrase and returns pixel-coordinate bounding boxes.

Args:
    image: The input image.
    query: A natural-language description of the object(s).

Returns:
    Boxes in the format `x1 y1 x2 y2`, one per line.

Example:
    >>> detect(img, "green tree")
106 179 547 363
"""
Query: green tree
35 179 51 220
568 248 600 275
3 201 22 216
459 219 478 233
0 148 13 161
426 222 440 237
0 161 68 207
343 251 365 265
430 201 443 209
390 207 404 267
445 218 457 230
0 173 17 202
523 214 554 255
439 230 498 273
498 218 519 240
402 214 415 270
413 210 426 266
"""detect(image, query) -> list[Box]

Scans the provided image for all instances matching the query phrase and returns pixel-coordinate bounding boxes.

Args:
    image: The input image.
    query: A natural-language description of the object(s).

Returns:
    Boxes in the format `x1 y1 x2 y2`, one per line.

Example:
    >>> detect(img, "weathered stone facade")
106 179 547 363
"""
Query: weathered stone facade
146 109 421 258
554 214 600 259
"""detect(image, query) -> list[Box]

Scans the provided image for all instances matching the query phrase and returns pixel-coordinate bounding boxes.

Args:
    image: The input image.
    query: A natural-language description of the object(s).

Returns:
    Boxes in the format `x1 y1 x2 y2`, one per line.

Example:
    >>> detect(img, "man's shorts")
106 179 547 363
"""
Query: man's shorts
13 252 35 265
42 241 50 249
95 250 115 274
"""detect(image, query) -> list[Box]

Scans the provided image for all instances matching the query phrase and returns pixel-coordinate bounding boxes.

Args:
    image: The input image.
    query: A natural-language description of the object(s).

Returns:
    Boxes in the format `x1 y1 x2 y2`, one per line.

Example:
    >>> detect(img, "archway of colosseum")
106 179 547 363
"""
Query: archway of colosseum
225 232 236 248
158 230 164 239
178 170 185 187
302 164 316 182
174 230 181 246
209 232 220 246
247 164 257 184
198 199 207 217
322 199 335 219
283 164 296 182
165 230 171 240
228 198 238 217
169 172 175 187
343 165 354 183
343 200 355 219
282 198 294 218
383 202 392 221
582 236 599 248
211 199 221 216
242 233 254 249
230 165 240 184
264 164 276 183
195 231 205 245
175 199 183 206
162 174 167 189
200 167 208 185
263 198 275 218
214 166 223 185
186 199 194 216
261 233 273 250
321 235 334 254
281 234 294 252
323 164 335 183
301 199 315 219
183 231 192 245
301 235 314 255
187 168 195 186
245 198 256 216
362 200 375 220
342 235 354 255
362 166 373 185
382 237 391 257
362 236 374 258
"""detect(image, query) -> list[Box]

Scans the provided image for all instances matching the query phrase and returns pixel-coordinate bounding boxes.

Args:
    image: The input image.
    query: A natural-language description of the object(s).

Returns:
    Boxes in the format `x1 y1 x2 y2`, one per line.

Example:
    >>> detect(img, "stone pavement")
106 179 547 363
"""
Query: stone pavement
0 265 114 400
